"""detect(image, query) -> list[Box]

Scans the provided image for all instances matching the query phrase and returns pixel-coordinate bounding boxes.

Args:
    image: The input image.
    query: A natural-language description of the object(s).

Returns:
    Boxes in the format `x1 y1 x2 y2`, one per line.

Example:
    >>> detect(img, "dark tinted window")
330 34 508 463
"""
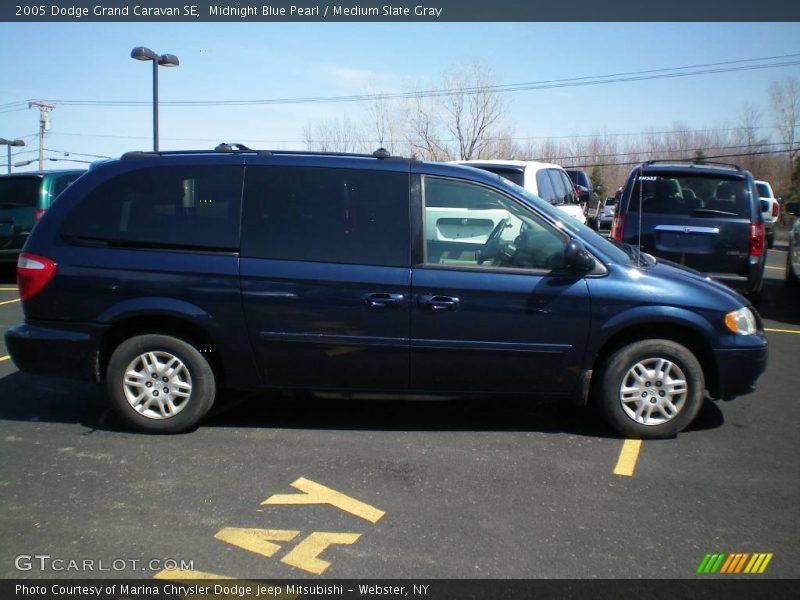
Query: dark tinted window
547 169 569 205
755 183 771 198
0 177 41 207
626 173 750 218
535 170 556 203
566 170 589 188
557 170 578 204
61 166 243 250
469 165 525 187
241 166 409 267
52 173 82 199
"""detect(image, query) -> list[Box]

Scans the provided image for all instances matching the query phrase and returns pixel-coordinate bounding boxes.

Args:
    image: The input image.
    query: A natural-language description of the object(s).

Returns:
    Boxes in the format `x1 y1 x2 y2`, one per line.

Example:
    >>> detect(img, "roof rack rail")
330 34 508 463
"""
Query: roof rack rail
121 146 402 161
644 159 742 171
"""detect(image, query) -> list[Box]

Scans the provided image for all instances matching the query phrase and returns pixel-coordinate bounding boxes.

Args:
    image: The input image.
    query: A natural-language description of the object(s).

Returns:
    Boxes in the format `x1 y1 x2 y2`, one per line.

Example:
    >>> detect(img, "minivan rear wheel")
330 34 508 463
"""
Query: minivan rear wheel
599 339 704 439
106 334 216 433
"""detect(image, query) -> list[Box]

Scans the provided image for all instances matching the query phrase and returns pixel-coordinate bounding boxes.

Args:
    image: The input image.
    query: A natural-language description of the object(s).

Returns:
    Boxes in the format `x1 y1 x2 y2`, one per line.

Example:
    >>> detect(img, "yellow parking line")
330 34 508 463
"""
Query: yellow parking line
0 298 20 306
0 355 10 362
0 287 18 291
613 439 642 477
765 266 784 270
765 328 800 334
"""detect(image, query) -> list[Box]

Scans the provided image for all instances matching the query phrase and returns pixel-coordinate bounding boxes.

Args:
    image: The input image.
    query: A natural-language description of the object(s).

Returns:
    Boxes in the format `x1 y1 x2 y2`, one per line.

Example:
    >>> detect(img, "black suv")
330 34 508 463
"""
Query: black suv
611 160 766 302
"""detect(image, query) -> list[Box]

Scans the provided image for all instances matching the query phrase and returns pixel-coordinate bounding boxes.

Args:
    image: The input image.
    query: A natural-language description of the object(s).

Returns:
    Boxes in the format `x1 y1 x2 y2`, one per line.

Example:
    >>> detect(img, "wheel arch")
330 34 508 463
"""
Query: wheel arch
588 315 719 404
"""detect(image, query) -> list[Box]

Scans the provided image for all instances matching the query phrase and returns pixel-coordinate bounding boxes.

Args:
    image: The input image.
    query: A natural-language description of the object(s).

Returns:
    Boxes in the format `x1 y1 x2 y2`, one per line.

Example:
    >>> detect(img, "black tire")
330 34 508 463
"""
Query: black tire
599 339 704 439
787 251 799 287
106 334 216 433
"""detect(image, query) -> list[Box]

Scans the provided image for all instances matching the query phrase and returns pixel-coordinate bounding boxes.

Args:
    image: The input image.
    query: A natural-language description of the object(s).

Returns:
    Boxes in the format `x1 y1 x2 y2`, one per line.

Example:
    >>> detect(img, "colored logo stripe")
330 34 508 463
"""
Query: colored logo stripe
697 553 773 574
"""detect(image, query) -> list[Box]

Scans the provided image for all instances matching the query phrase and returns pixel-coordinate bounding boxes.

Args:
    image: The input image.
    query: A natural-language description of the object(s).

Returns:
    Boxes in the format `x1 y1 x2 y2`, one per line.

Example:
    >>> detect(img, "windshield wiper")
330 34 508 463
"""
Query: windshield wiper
691 208 738 217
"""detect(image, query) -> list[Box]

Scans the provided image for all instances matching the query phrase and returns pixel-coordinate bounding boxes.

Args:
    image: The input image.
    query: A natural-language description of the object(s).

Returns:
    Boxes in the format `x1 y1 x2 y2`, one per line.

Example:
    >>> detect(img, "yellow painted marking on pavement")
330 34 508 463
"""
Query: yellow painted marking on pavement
748 553 766 573
765 265 784 270
0 298 20 306
214 527 299 558
765 328 800 334
0 355 10 362
613 439 642 477
280 532 361 575
262 477 385 523
154 568 234 579
0 287 18 291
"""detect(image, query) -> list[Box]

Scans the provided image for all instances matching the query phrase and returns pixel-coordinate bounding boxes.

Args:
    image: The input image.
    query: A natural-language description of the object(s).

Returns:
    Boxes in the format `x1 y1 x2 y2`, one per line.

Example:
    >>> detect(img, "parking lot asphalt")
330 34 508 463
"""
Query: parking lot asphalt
0 249 797 580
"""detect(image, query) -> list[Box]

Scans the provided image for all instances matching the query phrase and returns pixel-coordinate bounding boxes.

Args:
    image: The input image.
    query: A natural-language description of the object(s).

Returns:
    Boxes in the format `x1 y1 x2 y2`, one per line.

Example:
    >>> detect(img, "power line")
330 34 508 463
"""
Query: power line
47 124 785 145
34 52 800 108
568 147 797 169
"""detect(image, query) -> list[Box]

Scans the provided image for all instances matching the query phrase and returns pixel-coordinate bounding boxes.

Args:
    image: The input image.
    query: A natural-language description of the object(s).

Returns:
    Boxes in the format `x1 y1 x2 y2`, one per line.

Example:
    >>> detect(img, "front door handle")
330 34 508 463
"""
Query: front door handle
363 292 405 309
418 295 460 312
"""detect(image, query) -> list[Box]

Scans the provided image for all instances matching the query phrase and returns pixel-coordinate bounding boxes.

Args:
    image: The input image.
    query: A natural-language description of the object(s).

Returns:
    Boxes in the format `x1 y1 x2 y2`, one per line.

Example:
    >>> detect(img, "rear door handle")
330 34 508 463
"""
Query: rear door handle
418 295 460 312
363 292 405 309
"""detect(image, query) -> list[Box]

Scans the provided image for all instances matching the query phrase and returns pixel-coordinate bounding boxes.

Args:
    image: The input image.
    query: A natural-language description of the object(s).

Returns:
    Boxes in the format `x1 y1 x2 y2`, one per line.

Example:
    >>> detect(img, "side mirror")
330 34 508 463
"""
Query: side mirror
565 239 596 272
786 201 800 216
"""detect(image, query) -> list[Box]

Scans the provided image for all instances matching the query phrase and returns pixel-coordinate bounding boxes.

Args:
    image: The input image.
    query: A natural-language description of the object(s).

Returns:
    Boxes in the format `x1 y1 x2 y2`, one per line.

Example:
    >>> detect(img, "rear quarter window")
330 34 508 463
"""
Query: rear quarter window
60 165 243 250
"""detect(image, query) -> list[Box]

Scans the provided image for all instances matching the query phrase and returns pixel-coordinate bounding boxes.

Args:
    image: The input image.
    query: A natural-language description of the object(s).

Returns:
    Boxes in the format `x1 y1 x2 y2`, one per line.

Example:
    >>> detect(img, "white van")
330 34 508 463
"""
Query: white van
453 160 587 225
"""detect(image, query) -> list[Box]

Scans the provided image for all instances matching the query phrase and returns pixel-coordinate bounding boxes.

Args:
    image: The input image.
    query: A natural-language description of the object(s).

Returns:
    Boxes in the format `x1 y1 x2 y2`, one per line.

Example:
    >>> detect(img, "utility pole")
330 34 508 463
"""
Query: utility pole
28 101 55 170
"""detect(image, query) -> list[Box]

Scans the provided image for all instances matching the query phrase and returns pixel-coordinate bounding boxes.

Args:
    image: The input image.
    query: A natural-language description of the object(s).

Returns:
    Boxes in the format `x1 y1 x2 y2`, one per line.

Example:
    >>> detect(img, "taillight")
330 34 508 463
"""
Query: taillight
17 252 57 301
772 202 779 218
33 208 46 223
611 214 624 241
749 223 765 257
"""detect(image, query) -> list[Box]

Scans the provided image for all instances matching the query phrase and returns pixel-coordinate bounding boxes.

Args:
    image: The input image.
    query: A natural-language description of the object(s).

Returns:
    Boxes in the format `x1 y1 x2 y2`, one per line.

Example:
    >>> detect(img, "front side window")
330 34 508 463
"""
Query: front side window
61 165 243 250
423 177 566 272
241 166 409 267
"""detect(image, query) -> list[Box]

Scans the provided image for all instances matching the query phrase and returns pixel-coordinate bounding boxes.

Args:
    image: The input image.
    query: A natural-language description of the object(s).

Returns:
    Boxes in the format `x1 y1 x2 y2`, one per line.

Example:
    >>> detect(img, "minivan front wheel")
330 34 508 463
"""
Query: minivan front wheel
600 340 704 439
106 334 216 433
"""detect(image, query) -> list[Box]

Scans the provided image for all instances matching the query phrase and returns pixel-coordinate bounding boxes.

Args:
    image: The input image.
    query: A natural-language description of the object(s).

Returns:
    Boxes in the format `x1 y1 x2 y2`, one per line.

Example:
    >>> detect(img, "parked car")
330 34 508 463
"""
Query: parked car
0 170 84 265
454 160 587 224
594 195 619 232
785 201 800 287
611 160 767 303
565 168 598 207
755 180 780 248
6 148 767 438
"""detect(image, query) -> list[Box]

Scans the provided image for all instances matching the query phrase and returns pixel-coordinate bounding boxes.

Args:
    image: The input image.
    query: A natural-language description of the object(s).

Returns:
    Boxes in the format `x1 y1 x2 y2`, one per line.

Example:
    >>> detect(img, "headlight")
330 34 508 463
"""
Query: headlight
725 307 758 335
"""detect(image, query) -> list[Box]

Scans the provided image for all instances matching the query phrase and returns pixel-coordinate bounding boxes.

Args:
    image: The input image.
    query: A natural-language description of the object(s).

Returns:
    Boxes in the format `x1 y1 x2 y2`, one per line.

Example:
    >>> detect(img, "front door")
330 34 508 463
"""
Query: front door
410 175 591 395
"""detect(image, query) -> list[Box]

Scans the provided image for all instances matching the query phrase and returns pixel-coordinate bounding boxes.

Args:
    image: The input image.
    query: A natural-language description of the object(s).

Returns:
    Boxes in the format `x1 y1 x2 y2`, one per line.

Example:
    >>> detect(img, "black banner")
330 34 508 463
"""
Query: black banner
3 0 800 22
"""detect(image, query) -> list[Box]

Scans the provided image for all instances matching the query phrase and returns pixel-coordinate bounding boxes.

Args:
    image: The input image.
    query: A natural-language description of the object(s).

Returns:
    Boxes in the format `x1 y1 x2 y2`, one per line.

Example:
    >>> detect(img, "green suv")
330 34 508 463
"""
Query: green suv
0 170 84 264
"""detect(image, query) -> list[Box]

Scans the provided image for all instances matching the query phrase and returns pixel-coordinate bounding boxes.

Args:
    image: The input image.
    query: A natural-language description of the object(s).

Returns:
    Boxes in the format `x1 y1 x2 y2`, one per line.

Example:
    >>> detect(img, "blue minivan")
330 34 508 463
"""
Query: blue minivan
5 148 768 438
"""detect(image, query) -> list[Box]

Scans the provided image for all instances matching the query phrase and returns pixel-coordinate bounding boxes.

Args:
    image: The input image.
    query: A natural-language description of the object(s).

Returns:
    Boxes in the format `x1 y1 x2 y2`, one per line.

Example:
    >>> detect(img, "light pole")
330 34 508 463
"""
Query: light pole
130 47 179 152
0 138 25 174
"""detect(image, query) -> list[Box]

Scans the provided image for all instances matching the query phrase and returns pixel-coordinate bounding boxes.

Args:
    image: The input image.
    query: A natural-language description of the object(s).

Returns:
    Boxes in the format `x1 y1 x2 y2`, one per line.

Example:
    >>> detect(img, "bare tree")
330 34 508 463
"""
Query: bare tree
769 77 800 160
303 115 365 153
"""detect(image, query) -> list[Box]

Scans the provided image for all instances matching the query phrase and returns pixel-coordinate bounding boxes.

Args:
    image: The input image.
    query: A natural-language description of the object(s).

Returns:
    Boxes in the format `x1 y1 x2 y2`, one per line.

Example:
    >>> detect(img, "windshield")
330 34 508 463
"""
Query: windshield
626 172 751 218
0 177 41 207
495 176 632 265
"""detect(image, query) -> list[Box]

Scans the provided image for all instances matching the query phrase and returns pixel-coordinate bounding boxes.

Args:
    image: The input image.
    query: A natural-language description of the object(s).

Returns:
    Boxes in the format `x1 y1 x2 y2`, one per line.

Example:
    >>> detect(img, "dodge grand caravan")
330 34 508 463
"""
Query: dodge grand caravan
6 148 768 438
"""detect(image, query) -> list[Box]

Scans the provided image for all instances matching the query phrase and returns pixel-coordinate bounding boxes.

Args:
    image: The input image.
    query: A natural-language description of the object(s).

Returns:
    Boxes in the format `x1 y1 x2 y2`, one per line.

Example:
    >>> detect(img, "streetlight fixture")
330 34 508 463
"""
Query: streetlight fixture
130 46 179 152
0 138 25 174
13 157 92 168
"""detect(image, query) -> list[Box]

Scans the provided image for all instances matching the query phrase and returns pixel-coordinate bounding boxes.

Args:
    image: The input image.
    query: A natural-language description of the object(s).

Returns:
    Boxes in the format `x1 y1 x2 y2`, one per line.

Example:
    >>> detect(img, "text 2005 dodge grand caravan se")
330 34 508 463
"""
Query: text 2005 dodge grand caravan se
5 147 768 438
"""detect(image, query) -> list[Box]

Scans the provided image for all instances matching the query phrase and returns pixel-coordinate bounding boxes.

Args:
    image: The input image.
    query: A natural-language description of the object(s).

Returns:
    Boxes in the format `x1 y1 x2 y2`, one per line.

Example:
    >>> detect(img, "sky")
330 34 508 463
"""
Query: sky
1 21 800 171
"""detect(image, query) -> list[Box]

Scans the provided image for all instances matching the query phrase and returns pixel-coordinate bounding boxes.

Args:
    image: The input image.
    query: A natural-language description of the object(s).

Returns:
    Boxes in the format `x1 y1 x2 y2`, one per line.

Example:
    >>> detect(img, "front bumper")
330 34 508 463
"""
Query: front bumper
712 341 768 399
5 321 107 382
